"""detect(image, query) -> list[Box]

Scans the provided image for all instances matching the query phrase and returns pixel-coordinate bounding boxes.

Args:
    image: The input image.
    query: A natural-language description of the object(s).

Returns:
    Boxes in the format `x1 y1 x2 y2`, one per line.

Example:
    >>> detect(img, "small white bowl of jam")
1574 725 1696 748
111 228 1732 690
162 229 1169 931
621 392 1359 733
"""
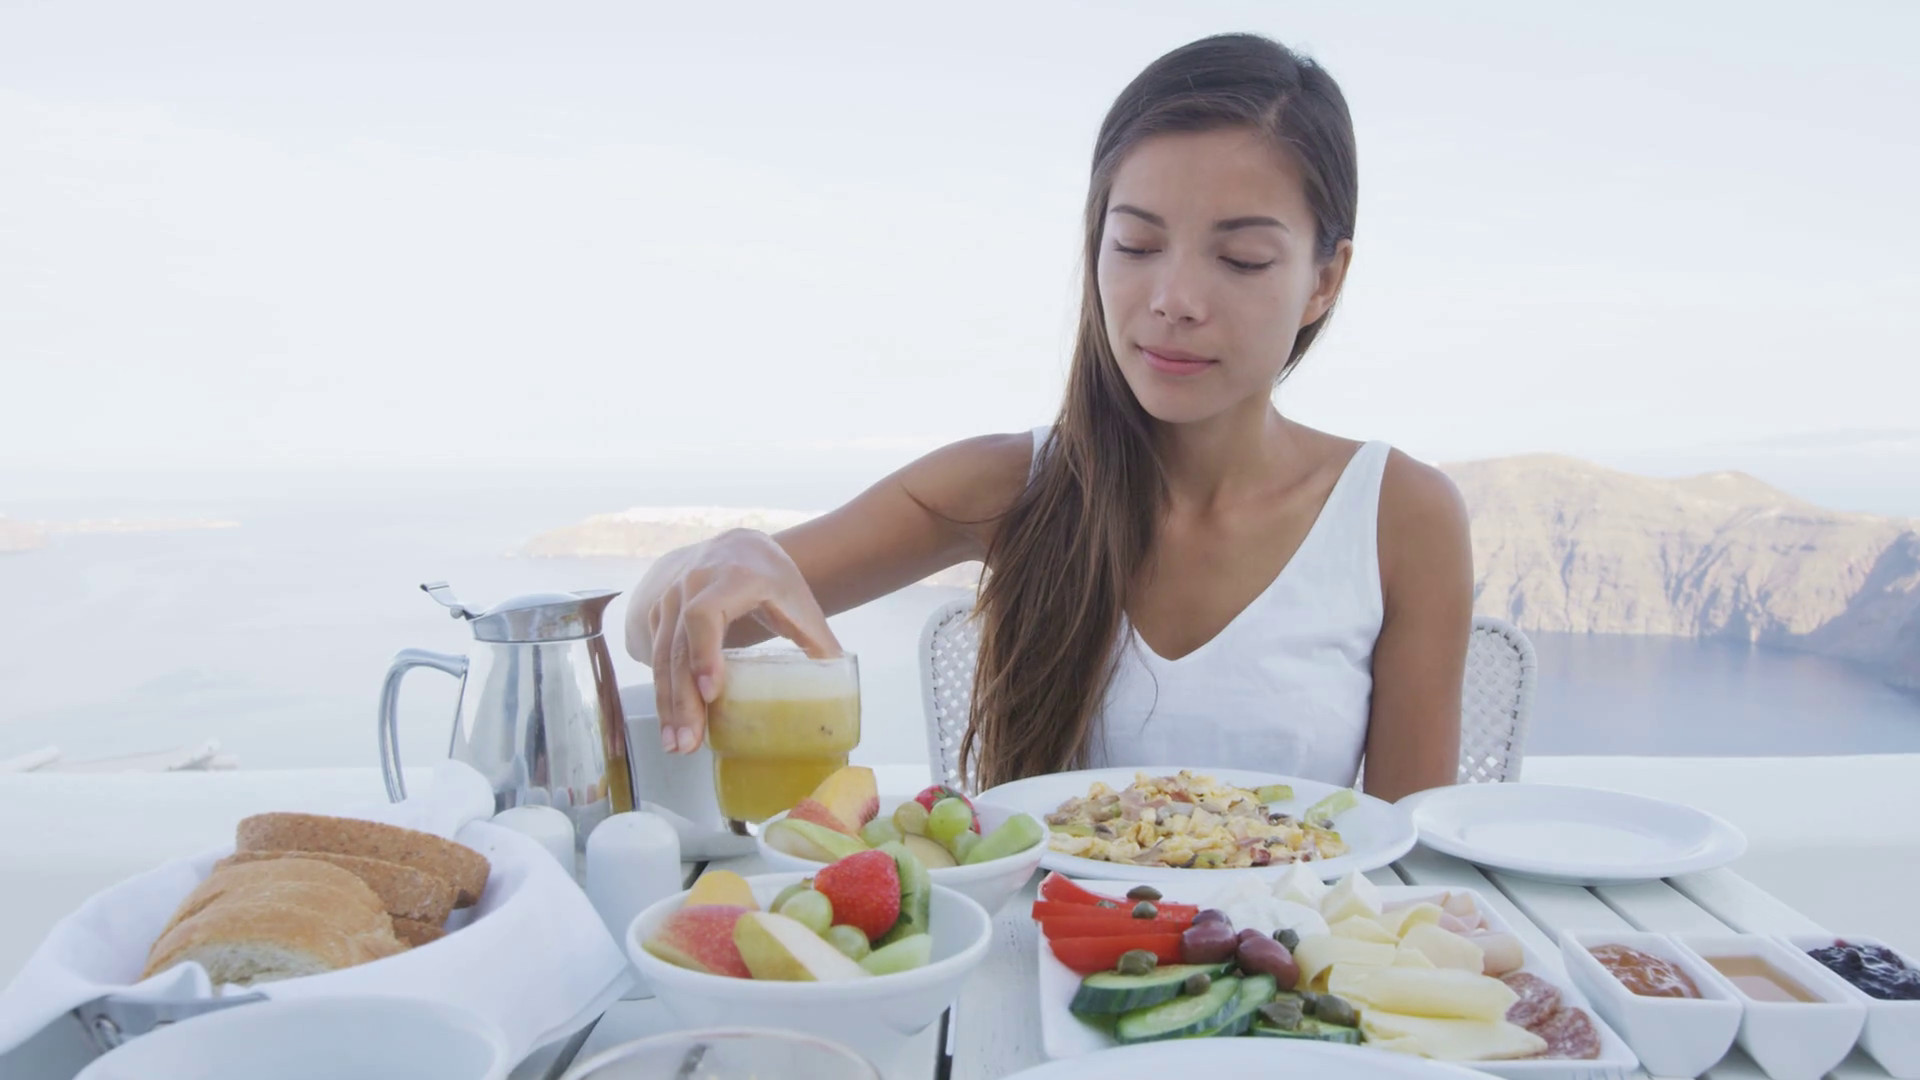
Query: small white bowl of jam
1672 933 1866 1080
1785 934 1920 1080
1560 930 1742 1077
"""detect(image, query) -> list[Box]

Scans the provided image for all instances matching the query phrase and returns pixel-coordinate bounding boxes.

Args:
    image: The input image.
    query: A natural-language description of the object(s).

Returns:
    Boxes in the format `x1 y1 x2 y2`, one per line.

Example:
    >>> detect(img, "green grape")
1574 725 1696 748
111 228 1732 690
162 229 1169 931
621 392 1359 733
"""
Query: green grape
825 924 872 961
775 888 834 935
892 800 930 837
769 881 811 912
950 830 981 863
927 797 972 846
860 818 903 848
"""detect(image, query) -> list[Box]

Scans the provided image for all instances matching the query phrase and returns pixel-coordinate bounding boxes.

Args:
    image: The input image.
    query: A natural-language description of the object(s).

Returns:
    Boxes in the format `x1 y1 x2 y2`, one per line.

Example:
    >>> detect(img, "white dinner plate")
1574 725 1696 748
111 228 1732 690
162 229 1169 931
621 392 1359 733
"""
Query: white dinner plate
1038 878 1640 1080
1002 1037 1494 1079
976 766 1416 883
1399 783 1747 885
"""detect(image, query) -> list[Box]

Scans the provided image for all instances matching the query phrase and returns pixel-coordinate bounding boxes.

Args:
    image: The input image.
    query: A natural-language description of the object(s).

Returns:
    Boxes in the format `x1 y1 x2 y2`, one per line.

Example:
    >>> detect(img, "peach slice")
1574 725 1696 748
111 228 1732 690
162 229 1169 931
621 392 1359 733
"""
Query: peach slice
641 904 752 978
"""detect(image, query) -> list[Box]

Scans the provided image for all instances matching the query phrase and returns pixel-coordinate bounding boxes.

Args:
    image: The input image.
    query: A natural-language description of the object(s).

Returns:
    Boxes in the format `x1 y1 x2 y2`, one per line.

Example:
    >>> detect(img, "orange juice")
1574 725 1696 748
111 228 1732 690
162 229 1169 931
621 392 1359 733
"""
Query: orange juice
707 650 860 824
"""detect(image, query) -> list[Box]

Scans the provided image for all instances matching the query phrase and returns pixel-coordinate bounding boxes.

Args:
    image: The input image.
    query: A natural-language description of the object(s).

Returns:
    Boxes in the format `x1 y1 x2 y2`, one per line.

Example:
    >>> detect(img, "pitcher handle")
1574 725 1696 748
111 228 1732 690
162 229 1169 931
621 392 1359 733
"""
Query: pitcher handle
378 648 469 802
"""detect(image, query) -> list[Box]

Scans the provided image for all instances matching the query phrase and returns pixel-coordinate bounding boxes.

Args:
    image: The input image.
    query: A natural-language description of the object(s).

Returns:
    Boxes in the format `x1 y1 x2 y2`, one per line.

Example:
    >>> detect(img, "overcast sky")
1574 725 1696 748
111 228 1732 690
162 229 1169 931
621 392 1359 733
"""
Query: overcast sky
3 0 1916 498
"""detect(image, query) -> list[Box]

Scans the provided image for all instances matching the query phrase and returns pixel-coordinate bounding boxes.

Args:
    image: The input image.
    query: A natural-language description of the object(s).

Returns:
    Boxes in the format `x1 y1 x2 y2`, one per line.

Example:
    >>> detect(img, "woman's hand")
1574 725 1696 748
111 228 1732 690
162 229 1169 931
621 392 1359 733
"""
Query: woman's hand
632 529 840 754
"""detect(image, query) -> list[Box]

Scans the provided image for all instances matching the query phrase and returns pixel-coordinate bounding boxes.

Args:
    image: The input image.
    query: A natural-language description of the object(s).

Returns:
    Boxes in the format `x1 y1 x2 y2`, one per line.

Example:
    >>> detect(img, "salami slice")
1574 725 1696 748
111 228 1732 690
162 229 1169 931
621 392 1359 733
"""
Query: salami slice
1530 1004 1603 1060
1501 971 1563 1029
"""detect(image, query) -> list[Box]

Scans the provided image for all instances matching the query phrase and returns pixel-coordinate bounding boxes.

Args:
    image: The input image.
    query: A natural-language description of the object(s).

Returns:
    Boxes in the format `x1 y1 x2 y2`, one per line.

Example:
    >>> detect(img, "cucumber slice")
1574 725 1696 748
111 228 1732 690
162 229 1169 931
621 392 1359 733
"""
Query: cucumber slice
1115 976 1242 1044
1192 973 1276 1038
1069 963 1232 1016
1249 1016 1363 1044
1301 787 1358 827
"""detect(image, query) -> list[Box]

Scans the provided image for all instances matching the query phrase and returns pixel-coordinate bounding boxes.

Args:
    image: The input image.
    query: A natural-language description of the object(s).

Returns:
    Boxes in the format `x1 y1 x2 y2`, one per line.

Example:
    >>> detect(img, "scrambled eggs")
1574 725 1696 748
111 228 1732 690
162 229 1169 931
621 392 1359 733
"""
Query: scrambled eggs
1045 770 1349 869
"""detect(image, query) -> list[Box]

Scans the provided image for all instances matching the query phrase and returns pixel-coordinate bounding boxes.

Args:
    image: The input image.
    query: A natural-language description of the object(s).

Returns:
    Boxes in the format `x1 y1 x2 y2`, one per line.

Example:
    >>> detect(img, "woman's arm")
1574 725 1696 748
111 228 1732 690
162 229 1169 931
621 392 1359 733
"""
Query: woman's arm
1360 450 1475 802
625 431 1033 751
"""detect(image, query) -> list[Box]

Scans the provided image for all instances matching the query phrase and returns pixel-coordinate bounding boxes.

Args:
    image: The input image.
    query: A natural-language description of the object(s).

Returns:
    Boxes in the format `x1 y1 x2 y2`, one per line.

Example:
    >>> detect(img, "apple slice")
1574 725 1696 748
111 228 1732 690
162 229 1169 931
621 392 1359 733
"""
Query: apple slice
765 818 868 863
685 869 757 910
642 904 753 978
901 833 957 870
732 911 871 981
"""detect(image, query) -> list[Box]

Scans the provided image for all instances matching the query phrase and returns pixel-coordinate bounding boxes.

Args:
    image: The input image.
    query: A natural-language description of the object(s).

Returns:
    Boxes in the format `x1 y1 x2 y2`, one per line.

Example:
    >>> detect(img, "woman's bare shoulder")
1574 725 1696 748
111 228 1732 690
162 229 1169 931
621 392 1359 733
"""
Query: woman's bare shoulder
1376 446 1472 599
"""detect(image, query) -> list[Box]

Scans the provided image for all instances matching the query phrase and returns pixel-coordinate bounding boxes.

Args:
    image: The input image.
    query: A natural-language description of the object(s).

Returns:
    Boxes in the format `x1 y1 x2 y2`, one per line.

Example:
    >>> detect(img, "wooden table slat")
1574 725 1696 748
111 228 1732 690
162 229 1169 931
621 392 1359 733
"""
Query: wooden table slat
1590 881 1734 935
1667 869 1827 936
1485 871 1638 945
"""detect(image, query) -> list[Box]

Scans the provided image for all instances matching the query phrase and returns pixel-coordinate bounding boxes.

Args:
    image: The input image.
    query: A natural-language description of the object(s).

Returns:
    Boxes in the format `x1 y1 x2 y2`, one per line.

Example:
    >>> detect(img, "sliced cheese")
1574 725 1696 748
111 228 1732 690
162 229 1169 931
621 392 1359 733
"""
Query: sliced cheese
1381 901 1445 938
1319 871 1382 924
1400 923 1486 973
1273 864 1330 908
1293 934 1395 990
1393 943 1438 969
1361 1011 1548 1062
1329 915 1398 945
1330 966 1519 1021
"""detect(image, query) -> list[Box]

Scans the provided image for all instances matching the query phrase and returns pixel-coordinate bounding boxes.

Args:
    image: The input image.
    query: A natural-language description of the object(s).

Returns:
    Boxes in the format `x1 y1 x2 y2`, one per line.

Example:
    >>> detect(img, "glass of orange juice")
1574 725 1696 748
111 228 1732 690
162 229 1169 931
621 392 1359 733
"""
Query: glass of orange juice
706 647 860 827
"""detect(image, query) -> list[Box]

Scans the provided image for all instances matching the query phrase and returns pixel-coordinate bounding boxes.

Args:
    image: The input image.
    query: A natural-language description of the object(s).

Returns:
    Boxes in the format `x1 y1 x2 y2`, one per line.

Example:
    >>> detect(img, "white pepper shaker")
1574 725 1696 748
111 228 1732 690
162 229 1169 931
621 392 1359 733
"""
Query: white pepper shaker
585 810 682 999
491 805 577 875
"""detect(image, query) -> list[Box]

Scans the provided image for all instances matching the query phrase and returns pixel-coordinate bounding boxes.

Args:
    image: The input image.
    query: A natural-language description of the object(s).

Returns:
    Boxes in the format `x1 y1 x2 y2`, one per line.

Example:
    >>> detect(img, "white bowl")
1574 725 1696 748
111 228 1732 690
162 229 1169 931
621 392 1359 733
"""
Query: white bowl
1672 933 1866 1080
76 996 511 1080
755 796 1045 915
1784 933 1920 1079
625 871 993 1064
1560 929 1742 1077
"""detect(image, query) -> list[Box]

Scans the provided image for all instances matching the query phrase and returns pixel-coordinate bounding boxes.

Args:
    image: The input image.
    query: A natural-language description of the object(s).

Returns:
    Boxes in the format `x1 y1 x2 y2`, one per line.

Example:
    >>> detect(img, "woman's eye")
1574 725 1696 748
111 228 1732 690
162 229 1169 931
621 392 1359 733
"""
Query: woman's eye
1222 256 1276 272
1111 242 1155 256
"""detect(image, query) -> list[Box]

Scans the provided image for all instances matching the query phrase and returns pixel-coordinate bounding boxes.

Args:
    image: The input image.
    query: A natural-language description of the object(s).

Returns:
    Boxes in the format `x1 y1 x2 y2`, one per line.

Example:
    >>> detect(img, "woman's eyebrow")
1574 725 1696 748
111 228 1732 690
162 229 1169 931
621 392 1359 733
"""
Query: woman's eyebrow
1108 204 1289 233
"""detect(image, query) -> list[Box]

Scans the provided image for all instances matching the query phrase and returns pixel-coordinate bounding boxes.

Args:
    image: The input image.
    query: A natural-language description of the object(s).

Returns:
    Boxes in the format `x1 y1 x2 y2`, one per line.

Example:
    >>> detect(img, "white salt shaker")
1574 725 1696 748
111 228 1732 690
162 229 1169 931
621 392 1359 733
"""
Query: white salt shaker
585 810 682 999
491 805 577 874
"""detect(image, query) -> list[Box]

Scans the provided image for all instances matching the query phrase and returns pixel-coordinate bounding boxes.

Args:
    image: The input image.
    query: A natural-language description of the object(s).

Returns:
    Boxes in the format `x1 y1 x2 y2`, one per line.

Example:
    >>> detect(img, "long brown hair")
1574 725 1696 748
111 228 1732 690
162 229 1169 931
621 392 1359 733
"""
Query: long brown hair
960 34 1360 790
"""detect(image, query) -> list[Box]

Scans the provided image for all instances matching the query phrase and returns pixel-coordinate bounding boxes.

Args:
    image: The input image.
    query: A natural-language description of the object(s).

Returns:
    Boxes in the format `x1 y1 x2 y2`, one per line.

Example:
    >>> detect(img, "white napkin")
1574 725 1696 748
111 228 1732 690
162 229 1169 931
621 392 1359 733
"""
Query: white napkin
0 761 634 1064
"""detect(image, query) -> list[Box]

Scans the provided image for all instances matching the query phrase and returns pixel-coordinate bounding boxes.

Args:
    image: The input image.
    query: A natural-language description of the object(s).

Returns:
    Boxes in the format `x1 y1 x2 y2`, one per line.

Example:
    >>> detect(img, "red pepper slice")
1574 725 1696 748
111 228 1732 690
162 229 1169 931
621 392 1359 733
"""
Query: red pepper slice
1032 900 1194 924
1036 872 1199 917
1046 933 1185 975
1038 915 1197 939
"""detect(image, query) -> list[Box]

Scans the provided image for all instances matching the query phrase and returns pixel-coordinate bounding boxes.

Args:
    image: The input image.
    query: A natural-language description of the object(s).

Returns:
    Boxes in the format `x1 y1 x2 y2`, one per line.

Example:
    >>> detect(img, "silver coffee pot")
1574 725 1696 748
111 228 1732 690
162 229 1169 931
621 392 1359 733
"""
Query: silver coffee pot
378 581 634 847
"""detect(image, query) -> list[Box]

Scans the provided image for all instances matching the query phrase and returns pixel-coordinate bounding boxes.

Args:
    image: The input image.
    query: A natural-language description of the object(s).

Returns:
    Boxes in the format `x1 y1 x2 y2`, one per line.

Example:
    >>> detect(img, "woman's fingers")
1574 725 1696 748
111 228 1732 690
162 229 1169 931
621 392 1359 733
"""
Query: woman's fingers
752 593 843 660
650 586 683 753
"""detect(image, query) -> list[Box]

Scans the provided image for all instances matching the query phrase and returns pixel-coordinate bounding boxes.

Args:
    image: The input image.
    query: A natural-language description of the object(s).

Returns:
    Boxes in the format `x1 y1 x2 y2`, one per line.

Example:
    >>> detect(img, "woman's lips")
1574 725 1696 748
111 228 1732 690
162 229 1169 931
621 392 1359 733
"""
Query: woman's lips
1140 346 1216 376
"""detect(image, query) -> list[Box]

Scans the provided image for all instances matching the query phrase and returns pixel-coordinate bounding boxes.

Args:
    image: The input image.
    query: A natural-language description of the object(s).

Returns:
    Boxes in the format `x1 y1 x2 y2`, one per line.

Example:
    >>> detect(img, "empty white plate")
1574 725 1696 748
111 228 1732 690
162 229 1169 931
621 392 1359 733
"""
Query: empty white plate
1401 783 1747 884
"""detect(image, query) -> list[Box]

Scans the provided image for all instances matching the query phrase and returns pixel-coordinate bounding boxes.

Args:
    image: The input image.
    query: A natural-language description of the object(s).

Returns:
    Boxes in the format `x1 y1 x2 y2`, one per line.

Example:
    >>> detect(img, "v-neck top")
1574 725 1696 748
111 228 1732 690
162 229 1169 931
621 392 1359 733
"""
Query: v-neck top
1028 426 1391 786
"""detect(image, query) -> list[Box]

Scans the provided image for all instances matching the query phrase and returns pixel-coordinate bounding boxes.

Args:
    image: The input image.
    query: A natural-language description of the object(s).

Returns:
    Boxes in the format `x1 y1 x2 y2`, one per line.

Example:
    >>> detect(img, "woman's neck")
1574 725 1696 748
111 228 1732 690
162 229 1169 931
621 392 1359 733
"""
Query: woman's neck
1153 396 1298 513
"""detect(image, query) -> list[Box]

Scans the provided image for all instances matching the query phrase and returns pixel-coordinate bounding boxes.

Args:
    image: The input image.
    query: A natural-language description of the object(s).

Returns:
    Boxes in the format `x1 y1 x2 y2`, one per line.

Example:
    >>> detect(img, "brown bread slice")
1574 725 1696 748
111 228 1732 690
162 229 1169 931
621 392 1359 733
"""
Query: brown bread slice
391 916 447 948
217 849 457 924
159 858 386 939
143 900 404 984
235 812 490 906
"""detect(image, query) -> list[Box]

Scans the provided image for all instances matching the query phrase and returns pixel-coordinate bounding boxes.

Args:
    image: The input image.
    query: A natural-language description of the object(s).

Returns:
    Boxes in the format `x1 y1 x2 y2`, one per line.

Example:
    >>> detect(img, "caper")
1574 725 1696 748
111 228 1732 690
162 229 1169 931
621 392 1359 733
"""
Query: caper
1131 900 1158 919
1276 928 1301 951
1314 994 1358 1027
1258 998 1304 1030
1115 949 1158 976
1126 885 1163 902
1182 972 1211 996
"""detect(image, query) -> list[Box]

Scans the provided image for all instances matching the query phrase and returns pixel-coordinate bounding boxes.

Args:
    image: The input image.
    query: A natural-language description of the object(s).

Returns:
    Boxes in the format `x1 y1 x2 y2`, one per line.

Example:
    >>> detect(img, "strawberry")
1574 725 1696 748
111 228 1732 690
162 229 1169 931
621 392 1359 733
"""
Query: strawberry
813 849 902 942
912 784 982 833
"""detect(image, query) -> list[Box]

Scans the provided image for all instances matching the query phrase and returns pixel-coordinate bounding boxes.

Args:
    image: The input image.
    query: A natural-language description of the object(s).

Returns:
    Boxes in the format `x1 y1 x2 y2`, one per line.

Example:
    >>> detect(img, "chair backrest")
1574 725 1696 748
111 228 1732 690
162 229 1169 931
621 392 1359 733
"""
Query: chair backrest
919 599 1535 792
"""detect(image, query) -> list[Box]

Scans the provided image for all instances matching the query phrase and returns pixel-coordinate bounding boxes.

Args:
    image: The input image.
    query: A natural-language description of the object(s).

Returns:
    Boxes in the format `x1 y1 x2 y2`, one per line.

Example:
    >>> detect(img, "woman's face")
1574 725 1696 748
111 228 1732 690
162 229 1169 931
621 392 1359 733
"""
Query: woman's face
1097 127 1351 425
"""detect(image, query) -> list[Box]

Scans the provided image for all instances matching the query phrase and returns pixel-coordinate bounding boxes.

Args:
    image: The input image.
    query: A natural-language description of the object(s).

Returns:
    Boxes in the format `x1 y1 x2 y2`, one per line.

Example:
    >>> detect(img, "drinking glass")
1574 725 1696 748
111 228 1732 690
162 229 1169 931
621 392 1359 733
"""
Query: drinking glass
704 647 860 827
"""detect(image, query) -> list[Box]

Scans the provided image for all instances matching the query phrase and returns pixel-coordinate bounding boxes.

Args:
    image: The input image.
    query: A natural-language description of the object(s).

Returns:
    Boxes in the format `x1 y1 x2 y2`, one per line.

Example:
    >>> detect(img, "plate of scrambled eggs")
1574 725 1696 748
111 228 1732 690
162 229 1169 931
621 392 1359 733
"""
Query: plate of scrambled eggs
977 766 1417 883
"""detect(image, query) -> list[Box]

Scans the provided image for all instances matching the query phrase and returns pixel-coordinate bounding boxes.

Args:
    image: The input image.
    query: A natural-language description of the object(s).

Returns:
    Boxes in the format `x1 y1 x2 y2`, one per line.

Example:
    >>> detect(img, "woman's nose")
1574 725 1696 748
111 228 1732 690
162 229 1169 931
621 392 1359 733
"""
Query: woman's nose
1149 255 1206 325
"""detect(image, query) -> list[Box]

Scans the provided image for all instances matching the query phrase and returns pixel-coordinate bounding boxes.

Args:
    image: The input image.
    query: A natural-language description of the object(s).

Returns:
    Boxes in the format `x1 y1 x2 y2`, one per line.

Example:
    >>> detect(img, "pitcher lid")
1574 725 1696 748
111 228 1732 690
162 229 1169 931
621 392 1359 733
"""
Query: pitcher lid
421 582 621 643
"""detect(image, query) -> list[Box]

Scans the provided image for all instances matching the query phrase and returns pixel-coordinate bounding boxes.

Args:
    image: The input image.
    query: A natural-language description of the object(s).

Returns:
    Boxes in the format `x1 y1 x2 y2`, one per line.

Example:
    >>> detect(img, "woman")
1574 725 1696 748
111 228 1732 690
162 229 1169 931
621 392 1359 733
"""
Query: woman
625 33 1472 803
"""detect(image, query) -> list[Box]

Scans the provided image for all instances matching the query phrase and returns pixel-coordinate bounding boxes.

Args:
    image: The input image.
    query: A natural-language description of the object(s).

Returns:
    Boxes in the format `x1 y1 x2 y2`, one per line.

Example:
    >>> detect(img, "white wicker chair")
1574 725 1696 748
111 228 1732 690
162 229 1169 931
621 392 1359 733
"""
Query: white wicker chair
919 599 1535 792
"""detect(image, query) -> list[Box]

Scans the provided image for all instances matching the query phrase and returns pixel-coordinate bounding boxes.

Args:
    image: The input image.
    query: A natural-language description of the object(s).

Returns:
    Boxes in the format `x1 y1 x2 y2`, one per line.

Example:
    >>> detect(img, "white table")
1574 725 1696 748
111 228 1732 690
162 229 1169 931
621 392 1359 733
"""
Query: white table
5 760 1917 1079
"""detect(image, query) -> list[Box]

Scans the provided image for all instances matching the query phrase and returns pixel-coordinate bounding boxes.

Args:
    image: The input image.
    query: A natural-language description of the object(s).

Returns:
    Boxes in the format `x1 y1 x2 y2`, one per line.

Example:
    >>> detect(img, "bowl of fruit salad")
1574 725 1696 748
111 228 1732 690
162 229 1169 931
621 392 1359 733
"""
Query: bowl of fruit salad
629 848 993 1062
754 769 1048 916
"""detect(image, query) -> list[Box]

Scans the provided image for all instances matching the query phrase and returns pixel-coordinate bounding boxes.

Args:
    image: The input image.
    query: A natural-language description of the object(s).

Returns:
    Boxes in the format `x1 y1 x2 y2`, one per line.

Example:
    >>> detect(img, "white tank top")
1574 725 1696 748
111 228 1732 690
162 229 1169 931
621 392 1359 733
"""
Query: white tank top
1029 427 1390 787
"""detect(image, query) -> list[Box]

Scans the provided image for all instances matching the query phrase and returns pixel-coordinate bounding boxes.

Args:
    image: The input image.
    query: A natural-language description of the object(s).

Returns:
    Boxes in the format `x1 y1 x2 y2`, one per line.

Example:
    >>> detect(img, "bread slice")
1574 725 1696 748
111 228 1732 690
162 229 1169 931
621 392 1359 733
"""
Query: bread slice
143 899 404 984
217 850 457 924
392 916 447 948
159 858 388 940
235 812 490 907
